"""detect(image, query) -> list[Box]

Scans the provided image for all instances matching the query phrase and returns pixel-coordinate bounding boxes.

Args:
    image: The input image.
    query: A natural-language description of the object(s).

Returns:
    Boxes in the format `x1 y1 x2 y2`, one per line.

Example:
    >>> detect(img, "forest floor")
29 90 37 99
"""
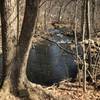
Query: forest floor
43 80 100 100
0 30 100 100
0 80 100 100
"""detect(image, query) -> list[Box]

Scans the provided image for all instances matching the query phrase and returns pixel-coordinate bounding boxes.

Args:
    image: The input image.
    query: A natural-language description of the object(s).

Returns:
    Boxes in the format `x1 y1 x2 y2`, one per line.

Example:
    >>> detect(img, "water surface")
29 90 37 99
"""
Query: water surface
27 36 77 86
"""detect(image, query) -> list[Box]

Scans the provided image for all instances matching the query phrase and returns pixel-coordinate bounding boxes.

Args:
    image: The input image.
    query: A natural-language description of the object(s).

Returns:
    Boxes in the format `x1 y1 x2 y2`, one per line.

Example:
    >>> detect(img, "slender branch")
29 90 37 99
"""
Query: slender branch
40 35 83 64
41 36 75 55
39 0 50 8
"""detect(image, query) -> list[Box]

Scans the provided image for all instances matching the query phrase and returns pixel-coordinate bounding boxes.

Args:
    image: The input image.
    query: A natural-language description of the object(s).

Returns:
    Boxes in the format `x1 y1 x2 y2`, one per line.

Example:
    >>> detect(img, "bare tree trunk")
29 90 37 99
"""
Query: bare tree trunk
0 0 40 96
85 0 89 38
82 0 87 92
10 0 40 94
57 5 62 22
83 17 87 92
87 0 92 75
74 0 81 86
44 2 47 31
90 0 95 34
57 0 64 22
0 0 17 91
81 0 85 36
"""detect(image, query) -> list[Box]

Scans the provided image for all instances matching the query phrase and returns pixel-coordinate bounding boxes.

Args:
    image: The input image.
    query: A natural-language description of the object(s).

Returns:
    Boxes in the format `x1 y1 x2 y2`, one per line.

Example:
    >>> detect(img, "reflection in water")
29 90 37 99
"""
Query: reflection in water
27 40 78 86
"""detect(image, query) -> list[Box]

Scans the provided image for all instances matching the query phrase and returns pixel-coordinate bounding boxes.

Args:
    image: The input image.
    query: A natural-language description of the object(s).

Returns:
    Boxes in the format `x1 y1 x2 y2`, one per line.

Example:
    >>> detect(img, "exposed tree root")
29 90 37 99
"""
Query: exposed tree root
0 78 55 100
21 80 56 100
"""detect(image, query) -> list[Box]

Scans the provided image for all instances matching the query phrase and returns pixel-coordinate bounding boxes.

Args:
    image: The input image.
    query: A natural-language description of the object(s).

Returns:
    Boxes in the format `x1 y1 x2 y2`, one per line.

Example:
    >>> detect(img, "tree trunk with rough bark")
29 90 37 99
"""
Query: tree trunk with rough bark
0 0 17 91
0 0 48 99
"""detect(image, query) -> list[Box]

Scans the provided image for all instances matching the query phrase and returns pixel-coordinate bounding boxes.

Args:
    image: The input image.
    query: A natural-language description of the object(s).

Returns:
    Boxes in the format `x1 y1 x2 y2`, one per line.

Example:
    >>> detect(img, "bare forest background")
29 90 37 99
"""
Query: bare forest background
0 0 100 100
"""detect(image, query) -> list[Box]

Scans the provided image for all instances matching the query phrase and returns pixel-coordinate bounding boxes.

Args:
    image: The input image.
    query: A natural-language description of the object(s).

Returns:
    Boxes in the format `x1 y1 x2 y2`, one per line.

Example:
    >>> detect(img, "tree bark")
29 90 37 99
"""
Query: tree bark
10 0 40 95
82 0 87 92
0 0 40 96
74 0 81 86
0 0 17 90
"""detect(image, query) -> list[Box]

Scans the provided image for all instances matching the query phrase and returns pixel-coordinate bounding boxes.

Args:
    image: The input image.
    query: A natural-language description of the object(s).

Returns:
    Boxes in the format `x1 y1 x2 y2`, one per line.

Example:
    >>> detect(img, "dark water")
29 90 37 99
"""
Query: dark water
27 34 78 86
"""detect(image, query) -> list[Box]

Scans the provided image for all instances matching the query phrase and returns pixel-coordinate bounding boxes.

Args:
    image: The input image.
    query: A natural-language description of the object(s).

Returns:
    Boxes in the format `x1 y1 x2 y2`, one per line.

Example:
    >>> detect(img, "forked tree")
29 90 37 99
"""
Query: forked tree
0 0 41 97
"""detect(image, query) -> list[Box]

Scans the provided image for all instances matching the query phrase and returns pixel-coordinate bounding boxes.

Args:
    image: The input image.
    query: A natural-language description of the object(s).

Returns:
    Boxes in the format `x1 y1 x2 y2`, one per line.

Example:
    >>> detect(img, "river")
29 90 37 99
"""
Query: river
27 31 78 86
